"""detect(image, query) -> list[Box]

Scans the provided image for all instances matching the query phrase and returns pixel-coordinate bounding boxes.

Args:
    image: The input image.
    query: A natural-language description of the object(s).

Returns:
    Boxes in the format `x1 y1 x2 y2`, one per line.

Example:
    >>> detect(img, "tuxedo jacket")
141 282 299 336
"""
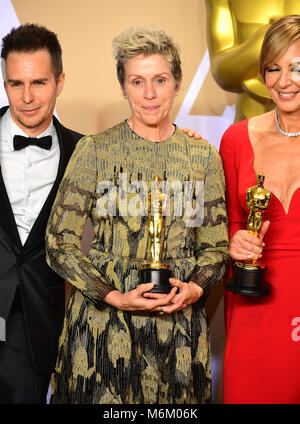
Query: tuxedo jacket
0 106 83 375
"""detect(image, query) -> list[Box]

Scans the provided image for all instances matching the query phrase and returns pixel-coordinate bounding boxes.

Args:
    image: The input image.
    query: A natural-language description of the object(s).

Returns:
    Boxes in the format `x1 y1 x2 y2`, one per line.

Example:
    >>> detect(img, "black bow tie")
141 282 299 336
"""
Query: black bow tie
13 135 52 151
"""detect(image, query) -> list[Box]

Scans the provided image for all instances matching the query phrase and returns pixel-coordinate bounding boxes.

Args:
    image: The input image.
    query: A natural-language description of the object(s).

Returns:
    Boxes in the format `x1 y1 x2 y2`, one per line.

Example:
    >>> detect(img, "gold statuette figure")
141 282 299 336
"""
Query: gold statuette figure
148 177 165 266
226 173 272 296
246 173 271 234
139 176 173 293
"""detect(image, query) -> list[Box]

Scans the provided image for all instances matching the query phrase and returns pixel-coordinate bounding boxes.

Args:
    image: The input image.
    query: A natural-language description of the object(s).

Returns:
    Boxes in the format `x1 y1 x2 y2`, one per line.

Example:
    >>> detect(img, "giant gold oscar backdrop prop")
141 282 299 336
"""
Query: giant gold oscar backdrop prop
226 173 272 296
139 176 173 294
206 0 300 121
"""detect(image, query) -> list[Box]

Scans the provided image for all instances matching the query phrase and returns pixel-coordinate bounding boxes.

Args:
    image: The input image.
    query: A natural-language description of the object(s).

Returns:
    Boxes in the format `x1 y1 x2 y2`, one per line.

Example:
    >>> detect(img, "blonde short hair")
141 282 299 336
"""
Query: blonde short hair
260 15 300 80
112 27 182 87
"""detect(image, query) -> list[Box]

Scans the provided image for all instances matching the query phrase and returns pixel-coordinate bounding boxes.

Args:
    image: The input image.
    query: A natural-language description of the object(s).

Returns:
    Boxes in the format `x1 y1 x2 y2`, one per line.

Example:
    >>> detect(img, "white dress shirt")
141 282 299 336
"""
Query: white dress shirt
0 109 60 245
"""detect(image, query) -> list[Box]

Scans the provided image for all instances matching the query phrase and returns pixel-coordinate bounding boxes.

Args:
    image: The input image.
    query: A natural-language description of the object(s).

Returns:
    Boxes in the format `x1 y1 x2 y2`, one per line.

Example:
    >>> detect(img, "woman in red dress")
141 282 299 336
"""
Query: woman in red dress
220 15 300 404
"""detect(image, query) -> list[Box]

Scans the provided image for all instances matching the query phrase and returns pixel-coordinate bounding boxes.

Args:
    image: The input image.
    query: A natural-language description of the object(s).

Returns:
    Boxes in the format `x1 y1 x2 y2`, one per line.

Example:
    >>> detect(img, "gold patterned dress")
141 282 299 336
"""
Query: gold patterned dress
46 121 228 404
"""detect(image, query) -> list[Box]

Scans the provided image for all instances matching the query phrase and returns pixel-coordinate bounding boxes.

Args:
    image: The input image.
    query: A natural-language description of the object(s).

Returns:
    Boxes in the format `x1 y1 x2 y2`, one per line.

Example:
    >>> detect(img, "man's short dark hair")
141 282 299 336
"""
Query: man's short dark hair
1 23 63 81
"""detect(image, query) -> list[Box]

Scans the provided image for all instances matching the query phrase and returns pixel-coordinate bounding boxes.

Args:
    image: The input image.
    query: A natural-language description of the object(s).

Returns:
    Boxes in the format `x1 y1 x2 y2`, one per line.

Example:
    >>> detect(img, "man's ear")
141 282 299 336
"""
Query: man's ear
56 72 65 97
1 58 6 82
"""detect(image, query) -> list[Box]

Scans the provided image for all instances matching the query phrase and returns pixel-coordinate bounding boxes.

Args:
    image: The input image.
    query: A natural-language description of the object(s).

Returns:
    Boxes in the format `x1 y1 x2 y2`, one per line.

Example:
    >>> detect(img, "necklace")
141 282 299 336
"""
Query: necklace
274 107 300 137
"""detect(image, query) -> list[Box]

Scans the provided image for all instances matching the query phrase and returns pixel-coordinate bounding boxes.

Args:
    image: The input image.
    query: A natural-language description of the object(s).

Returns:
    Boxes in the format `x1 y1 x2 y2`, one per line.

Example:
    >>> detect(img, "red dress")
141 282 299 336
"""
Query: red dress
220 119 300 404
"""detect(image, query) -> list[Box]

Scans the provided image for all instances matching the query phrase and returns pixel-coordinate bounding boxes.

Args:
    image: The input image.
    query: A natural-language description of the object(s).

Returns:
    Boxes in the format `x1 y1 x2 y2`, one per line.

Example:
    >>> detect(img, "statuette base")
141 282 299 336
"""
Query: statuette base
225 262 271 296
139 267 173 294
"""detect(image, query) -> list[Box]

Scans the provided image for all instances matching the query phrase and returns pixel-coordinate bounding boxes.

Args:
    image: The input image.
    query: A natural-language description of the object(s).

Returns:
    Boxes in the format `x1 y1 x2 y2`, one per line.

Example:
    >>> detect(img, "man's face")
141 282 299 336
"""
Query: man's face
4 49 64 137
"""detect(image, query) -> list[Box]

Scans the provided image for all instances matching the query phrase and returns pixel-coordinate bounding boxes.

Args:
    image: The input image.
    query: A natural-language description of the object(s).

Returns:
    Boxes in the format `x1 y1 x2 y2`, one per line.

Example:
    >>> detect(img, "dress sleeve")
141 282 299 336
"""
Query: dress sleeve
46 136 115 306
188 144 229 295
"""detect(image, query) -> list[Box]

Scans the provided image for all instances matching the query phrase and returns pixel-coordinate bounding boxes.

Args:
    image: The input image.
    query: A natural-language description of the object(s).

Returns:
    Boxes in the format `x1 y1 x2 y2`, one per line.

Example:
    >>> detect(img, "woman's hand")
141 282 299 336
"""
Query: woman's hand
104 283 184 313
169 279 203 307
182 128 204 140
144 278 204 312
229 221 270 261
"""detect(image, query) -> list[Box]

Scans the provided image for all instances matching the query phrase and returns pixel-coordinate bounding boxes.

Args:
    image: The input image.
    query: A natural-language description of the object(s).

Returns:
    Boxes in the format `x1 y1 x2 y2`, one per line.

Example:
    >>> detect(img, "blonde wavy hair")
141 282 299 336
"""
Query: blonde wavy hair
112 27 182 87
260 15 300 80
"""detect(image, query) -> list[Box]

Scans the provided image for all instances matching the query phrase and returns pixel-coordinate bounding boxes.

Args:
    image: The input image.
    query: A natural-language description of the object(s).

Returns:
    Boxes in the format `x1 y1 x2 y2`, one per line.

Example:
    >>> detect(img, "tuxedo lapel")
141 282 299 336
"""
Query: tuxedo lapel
0 168 22 250
0 106 22 250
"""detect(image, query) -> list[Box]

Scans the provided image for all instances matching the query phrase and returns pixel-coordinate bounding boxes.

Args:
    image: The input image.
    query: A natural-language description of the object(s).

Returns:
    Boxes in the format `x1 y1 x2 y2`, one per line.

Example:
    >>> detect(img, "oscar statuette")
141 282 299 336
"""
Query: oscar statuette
139 176 173 294
226 173 272 296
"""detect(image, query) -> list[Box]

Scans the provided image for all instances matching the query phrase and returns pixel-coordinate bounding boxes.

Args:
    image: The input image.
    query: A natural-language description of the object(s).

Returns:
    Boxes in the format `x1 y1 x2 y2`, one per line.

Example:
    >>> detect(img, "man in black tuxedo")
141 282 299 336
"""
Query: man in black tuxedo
0 24 82 403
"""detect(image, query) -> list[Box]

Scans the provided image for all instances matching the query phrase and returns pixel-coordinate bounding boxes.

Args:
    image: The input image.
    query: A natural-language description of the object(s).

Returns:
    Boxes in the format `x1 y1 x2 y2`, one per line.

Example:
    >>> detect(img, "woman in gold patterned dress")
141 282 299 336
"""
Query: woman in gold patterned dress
46 27 228 404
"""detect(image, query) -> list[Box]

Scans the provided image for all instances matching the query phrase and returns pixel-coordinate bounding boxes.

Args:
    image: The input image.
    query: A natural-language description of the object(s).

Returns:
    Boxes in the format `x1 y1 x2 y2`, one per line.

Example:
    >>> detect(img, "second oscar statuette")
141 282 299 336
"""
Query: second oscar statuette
226 173 272 296
139 176 173 294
